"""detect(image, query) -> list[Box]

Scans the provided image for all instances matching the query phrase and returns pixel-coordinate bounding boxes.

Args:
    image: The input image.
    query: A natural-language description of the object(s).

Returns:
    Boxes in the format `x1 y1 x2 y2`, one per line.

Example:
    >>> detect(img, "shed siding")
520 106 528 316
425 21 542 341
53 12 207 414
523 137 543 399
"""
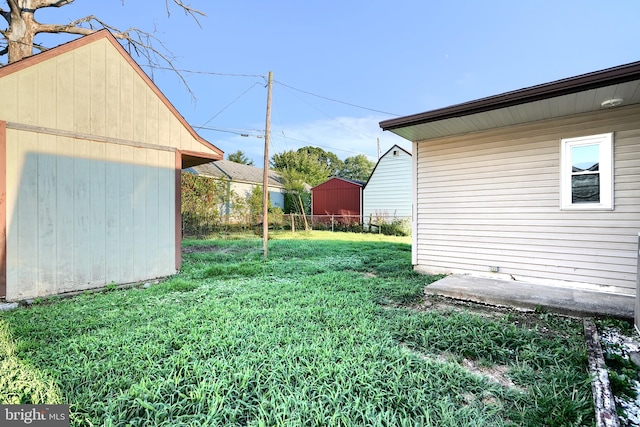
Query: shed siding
363 148 412 222
5 129 176 300
415 105 640 293
312 179 362 218
2 37 218 156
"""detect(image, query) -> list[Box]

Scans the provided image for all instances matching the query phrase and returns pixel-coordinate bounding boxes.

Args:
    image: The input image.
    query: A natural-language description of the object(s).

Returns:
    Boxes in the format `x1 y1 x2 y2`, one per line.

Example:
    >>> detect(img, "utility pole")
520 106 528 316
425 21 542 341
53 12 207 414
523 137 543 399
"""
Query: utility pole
262 71 273 258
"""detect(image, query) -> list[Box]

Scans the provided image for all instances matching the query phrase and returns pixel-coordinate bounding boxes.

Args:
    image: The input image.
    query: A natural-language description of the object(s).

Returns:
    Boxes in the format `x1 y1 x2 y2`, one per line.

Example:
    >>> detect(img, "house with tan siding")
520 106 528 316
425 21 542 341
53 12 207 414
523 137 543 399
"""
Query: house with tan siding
0 30 223 301
186 160 287 216
380 61 640 296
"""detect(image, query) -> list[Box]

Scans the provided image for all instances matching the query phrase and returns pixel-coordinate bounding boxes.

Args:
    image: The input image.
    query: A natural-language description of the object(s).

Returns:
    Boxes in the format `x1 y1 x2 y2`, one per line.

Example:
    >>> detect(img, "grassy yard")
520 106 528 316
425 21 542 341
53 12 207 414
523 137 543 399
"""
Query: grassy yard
1 231 594 426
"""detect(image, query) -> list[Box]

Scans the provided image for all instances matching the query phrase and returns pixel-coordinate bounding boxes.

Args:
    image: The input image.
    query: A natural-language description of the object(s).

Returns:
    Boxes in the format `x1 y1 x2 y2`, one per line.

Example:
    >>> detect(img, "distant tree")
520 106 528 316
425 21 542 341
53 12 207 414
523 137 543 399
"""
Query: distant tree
181 172 228 235
297 146 344 177
278 168 311 215
270 150 331 187
339 154 375 182
227 150 254 165
246 185 273 223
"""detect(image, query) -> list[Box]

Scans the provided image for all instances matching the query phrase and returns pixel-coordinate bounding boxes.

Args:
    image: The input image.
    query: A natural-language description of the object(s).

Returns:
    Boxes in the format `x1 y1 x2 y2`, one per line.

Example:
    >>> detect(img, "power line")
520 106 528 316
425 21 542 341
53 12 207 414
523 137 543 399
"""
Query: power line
274 80 400 117
276 82 379 141
142 64 265 79
194 81 262 130
195 125 264 137
143 64 399 117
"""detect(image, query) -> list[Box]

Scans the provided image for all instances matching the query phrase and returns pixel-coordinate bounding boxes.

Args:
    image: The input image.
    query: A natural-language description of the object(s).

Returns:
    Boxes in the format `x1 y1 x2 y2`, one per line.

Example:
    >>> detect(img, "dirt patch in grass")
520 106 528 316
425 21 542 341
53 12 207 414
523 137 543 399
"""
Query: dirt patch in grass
399 340 521 391
460 358 523 391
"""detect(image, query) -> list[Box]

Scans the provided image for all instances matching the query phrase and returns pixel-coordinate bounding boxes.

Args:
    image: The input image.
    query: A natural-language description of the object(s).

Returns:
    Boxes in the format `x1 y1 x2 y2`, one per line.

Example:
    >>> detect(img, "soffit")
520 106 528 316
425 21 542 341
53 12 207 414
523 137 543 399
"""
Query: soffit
387 79 640 142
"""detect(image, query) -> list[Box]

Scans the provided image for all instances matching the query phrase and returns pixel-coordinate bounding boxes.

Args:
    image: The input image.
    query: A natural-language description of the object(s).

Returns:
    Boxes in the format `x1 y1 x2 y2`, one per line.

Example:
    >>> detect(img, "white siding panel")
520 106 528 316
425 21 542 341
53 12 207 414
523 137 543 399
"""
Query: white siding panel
37 134 57 293
56 137 75 293
363 148 412 224
132 148 147 281
90 141 106 285
146 149 160 278
16 133 38 298
415 105 640 292
158 152 175 271
118 145 135 284
105 143 121 283
72 135 92 288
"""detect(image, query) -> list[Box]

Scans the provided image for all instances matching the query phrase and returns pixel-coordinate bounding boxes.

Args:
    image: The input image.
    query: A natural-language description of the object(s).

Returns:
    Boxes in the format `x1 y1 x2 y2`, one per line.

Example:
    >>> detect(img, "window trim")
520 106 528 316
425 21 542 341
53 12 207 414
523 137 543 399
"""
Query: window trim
560 132 613 211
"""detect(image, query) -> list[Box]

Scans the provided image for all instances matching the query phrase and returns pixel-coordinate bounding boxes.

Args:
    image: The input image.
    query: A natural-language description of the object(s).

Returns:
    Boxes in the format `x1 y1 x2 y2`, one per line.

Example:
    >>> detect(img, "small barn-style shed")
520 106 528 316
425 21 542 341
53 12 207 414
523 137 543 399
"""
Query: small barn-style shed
0 30 223 301
380 61 640 296
362 144 412 226
311 177 363 222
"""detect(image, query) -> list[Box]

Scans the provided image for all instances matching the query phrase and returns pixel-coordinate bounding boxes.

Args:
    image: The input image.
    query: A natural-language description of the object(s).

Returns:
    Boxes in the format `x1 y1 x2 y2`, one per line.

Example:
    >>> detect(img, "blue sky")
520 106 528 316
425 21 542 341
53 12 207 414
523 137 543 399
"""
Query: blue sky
34 1 640 165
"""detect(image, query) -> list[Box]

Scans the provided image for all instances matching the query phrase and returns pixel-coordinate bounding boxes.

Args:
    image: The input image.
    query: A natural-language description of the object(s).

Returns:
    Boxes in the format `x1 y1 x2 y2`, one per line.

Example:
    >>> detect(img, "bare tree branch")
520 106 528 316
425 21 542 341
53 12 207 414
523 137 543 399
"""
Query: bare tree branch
167 0 205 28
35 15 196 100
30 0 75 9
36 15 101 35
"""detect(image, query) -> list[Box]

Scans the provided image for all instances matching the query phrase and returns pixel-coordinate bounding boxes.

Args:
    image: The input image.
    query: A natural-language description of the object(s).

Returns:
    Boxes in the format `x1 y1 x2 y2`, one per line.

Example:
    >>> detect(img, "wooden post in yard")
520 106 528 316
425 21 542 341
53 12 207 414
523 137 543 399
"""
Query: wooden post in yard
262 71 273 258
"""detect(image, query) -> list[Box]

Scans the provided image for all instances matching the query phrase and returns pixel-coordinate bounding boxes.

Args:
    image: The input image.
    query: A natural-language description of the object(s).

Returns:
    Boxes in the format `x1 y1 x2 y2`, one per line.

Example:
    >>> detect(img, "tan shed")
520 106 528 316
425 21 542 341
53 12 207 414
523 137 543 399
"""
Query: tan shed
0 30 223 301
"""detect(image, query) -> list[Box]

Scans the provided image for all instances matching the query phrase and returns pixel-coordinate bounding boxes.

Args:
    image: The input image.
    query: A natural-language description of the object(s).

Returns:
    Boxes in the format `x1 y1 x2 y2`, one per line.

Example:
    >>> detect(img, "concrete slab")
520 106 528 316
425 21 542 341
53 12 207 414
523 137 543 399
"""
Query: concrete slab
426 275 634 320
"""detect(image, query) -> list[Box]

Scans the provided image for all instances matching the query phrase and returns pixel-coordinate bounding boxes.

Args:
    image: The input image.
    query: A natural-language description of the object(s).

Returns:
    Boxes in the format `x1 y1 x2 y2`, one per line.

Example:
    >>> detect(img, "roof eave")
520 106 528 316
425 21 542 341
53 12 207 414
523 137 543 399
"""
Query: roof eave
380 60 640 131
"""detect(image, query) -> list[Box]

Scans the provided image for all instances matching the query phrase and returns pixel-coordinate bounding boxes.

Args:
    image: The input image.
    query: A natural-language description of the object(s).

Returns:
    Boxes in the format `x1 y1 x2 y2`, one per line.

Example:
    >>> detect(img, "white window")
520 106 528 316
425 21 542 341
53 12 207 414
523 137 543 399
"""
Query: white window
560 133 613 210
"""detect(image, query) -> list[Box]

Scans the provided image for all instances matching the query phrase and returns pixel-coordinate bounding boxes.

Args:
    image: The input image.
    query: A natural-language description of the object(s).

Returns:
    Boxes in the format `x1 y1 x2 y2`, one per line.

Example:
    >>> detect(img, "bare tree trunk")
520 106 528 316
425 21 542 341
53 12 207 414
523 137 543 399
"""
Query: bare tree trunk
6 9 36 63
1 0 205 68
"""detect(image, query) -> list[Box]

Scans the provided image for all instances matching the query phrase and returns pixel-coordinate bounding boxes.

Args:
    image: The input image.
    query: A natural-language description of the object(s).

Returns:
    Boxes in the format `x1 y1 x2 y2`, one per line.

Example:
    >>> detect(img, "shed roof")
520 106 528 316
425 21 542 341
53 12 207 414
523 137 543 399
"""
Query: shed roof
187 160 286 188
364 144 411 189
311 176 365 191
380 61 640 142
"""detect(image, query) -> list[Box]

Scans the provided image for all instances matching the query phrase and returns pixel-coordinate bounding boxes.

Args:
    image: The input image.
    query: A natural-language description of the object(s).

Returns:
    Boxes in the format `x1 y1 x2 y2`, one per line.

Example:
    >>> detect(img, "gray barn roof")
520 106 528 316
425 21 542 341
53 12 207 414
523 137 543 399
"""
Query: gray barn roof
186 160 286 188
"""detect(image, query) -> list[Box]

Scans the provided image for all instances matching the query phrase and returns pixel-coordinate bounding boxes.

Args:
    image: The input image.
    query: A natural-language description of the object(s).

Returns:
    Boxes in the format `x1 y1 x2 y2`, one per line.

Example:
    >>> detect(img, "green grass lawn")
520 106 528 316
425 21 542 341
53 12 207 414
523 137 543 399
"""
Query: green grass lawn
0 231 594 426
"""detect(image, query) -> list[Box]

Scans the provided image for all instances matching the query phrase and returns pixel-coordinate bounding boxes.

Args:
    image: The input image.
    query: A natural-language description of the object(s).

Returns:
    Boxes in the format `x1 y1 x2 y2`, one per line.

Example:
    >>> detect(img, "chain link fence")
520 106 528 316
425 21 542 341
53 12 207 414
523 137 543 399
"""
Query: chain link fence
182 212 411 237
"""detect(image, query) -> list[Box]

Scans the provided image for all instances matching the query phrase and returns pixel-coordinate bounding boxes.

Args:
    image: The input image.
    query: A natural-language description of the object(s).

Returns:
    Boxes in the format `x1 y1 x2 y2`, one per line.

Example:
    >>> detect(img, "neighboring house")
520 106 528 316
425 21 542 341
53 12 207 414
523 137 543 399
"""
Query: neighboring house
0 30 223 301
362 144 412 227
311 177 364 222
186 160 287 215
380 61 640 296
